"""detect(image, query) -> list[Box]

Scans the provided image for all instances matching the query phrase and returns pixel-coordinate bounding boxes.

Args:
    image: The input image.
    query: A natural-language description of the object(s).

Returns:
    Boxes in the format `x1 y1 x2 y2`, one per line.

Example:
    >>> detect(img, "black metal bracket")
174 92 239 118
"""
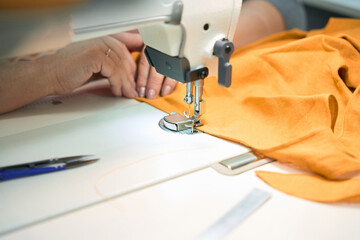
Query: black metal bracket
213 39 234 87
144 46 208 83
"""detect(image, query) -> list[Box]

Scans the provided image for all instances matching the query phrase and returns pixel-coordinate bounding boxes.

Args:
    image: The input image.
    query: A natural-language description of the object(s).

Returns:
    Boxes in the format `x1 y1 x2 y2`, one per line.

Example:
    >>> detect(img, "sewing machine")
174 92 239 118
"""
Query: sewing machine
1 0 242 132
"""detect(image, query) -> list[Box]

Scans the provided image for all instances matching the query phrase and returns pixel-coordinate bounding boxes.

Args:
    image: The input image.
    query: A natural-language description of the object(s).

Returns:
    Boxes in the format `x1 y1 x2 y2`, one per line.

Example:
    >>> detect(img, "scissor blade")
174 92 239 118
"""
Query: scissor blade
64 155 100 169
0 155 99 171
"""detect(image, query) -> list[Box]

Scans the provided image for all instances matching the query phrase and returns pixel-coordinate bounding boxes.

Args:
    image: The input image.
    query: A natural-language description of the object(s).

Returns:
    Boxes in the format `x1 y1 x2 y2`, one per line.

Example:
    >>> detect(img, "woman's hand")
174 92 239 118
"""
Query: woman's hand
0 32 179 114
47 35 139 98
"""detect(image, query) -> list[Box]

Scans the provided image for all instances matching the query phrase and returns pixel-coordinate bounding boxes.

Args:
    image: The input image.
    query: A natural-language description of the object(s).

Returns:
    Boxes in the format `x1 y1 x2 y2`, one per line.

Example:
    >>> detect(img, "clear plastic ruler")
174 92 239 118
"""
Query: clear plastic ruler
196 188 271 240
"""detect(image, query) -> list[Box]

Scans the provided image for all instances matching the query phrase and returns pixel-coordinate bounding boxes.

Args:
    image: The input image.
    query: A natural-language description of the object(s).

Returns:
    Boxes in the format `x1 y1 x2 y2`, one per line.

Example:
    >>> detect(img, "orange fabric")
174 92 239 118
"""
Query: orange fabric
256 171 360 203
139 18 360 202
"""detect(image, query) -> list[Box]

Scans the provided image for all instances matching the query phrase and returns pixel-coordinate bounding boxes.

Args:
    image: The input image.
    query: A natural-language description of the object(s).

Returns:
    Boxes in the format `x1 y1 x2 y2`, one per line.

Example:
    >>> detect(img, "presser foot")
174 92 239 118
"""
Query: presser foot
159 112 203 134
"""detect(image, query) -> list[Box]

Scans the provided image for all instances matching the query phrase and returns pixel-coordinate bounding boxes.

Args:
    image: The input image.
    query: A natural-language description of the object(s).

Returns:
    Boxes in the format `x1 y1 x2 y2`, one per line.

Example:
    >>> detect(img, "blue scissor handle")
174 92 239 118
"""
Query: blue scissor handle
0 166 66 181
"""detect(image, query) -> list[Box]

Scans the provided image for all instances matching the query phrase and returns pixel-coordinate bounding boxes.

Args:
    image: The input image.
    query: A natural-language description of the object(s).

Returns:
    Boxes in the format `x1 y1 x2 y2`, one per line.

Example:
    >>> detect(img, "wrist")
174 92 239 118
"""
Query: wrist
0 57 55 114
35 54 59 96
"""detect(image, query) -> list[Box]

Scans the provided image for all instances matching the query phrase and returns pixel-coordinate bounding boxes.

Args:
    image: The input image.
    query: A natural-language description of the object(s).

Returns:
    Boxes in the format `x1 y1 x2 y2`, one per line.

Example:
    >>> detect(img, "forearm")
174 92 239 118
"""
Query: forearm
233 0 285 49
0 59 55 114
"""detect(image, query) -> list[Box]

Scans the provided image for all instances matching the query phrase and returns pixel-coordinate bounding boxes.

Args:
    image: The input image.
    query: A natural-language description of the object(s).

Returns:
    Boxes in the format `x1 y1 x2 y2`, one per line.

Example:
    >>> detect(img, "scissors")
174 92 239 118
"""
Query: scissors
0 155 99 181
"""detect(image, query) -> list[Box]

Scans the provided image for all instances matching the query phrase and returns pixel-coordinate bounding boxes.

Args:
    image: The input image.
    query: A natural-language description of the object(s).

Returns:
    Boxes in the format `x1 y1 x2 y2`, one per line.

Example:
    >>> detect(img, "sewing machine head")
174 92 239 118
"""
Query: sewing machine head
138 0 241 133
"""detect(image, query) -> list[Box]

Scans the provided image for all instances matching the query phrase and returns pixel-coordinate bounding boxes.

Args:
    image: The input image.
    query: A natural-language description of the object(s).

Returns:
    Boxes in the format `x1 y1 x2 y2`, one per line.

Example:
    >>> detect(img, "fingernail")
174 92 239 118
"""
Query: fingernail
139 87 145 98
162 85 171 96
147 89 156 99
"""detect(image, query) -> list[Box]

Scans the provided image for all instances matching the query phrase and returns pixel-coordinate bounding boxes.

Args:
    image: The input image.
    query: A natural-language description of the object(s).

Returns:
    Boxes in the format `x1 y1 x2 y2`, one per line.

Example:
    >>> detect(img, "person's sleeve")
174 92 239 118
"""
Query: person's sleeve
245 0 307 30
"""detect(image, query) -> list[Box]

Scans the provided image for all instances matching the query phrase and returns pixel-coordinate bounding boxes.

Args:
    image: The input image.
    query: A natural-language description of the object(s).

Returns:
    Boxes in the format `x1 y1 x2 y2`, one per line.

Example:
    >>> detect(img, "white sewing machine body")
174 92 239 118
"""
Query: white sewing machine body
73 0 241 79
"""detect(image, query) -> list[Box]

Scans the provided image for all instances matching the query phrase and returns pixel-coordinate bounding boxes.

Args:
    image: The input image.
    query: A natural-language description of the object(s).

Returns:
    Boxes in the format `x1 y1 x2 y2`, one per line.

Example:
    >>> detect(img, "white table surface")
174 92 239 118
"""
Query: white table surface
2 163 359 240
0 84 249 236
1 83 359 239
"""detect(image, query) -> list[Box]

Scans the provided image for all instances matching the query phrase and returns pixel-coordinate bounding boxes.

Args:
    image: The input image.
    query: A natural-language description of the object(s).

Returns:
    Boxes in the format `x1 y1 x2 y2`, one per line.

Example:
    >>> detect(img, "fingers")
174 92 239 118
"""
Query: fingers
49 36 141 98
103 37 138 98
136 47 151 98
146 67 165 99
136 46 164 99
98 53 123 96
136 47 178 99
136 46 177 99
161 77 178 97
106 34 178 100
107 39 136 77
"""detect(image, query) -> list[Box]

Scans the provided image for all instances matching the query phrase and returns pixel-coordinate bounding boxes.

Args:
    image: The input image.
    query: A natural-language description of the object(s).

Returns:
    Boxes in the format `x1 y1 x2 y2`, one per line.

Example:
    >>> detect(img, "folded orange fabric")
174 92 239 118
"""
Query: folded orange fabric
256 171 360 203
139 18 360 202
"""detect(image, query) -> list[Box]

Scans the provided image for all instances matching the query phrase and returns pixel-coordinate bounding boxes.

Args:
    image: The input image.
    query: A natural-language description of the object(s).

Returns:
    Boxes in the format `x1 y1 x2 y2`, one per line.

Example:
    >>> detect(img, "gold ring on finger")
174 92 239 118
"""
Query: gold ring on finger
106 48 112 57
